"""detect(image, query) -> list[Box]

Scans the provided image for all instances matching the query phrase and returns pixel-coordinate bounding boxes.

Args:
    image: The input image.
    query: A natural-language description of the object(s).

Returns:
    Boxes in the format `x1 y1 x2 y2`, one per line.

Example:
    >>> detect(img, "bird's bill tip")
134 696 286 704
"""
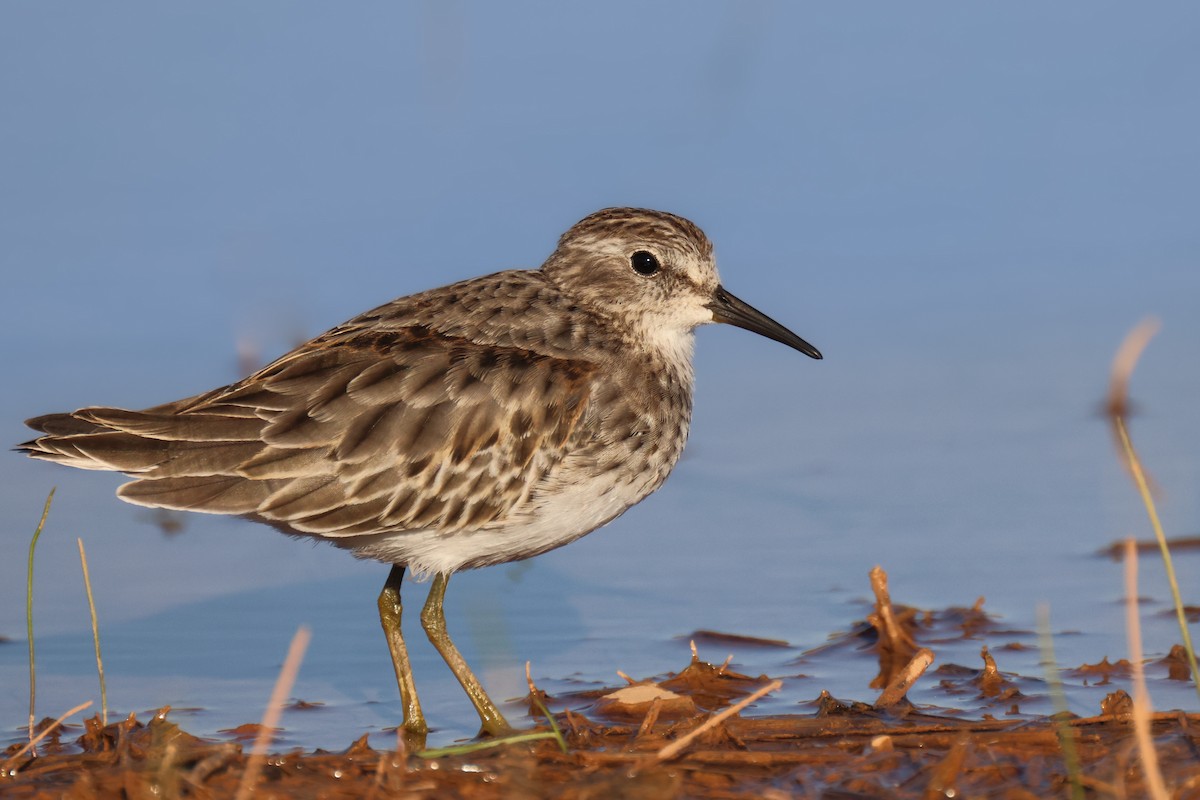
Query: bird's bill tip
706 286 822 360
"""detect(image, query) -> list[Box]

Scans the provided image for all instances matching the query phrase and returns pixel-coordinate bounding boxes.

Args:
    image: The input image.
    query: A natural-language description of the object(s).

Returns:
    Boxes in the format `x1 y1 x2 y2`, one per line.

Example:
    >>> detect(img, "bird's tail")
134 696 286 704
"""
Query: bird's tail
19 409 174 472
18 399 280 515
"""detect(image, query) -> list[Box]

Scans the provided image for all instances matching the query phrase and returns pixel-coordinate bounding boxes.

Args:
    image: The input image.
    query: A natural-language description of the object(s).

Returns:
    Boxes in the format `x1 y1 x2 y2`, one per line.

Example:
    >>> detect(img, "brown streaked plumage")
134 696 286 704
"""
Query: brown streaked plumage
20 207 822 743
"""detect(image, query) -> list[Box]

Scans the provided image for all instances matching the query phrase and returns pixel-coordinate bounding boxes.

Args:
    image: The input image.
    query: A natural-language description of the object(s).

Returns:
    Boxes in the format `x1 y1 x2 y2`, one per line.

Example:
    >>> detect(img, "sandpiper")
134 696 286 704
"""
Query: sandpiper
20 207 821 741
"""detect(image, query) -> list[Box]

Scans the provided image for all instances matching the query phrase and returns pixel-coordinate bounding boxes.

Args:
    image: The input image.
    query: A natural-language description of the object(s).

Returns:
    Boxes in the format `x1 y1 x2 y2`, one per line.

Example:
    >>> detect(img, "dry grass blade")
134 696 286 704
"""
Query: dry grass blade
1106 316 1160 423
869 565 915 651
3 700 92 773
77 538 107 726
25 489 55 749
1123 539 1169 800
644 679 782 766
1105 318 1200 701
234 624 311 800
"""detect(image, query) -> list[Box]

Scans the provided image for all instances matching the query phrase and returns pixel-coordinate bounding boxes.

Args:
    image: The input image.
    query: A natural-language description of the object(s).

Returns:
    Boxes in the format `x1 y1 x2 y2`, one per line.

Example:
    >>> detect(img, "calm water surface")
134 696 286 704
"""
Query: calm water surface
2 2 1199 750
3 306 1198 747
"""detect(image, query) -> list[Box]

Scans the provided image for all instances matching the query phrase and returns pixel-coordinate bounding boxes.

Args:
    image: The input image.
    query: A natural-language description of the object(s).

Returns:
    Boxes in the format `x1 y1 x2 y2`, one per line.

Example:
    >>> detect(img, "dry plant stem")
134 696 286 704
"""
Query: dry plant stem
870 565 900 645
234 625 311 800
637 697 664 739
870 565 915 651
876 648 935 708
25 489 55 750
76 538 107 726
2 699 91 772
155 741 179 796
646 679 782 765
1106 317 1161 421
1036 605 1085 800
1113 416 1200 699
923 736 969 800
1123 540 1169 800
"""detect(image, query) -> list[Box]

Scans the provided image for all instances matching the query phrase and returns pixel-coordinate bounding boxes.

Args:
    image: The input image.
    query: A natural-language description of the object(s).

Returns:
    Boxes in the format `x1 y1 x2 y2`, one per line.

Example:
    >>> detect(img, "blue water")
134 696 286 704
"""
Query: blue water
3 2 1199 749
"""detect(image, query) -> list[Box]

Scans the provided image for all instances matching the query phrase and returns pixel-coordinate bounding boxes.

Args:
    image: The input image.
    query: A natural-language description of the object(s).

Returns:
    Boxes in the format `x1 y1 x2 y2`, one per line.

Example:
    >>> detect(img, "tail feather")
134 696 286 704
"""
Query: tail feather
76 407 266 442
117 474 277 514
24 412 107 437
20 405 313 519
22 430 170 472
18 405 269 476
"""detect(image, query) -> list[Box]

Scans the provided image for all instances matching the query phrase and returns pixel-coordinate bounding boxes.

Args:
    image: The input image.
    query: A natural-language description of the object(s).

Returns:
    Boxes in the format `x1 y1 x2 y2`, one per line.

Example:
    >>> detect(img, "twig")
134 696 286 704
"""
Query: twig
234 625 310 800
869 565 917 652
636 697 664 739
3 700 91 773
77 538 107 726
875 648 935 708
645 679 782 765
1123 539 1169 800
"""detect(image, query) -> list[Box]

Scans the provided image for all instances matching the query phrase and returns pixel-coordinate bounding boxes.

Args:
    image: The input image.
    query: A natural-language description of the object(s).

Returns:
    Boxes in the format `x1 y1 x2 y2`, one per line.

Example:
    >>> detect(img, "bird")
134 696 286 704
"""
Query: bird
19 207 822 743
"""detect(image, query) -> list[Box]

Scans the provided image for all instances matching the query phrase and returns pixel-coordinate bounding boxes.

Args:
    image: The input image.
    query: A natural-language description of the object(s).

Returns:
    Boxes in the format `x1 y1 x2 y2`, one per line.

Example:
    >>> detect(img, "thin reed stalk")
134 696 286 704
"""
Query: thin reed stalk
1106 319 1200 701
77 538 108 725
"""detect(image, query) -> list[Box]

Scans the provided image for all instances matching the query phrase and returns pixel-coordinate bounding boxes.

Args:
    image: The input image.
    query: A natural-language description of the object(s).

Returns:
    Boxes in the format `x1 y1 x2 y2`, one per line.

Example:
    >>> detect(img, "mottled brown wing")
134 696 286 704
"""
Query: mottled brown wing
22 326 596 536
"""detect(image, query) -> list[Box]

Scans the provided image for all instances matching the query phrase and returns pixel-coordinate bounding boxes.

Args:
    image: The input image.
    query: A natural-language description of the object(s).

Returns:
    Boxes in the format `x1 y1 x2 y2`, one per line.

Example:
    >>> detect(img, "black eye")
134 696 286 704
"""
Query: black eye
630 250 660 276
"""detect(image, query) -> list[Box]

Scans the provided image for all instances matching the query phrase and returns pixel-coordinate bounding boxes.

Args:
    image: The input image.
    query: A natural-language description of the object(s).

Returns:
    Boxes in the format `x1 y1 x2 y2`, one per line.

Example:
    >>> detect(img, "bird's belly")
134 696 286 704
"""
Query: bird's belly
337 464 659 577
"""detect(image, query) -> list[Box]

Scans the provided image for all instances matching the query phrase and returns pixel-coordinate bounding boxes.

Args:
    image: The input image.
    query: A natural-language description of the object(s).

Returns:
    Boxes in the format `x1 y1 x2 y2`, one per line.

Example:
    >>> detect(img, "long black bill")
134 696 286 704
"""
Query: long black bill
706 285 822 360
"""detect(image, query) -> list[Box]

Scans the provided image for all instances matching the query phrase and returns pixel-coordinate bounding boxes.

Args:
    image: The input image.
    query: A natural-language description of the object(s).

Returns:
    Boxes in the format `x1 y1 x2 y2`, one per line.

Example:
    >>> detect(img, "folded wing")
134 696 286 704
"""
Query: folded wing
21 326 595 537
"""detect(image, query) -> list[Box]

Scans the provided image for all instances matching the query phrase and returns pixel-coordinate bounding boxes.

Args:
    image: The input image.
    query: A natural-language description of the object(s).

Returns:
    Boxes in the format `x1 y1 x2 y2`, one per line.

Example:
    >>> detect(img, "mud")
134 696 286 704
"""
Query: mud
4 680 1198 798
5 587 1199 799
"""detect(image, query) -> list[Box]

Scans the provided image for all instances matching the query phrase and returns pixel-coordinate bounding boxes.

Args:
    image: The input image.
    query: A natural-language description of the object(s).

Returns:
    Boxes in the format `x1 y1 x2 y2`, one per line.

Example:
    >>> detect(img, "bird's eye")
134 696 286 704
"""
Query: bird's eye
630 250 660 276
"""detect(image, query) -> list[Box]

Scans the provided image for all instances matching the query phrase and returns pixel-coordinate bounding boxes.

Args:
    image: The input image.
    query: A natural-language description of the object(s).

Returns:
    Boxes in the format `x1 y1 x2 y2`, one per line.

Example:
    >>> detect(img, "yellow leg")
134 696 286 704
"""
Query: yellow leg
420 572 512 737
377 565 427 746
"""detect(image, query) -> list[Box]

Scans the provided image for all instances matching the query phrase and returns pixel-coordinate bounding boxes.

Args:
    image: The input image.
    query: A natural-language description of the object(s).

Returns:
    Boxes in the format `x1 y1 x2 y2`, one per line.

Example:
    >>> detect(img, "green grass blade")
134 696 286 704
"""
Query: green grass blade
530 692 568 754
1037 605 1085 800
1113 417 1200 702
417 731 561 758
26 488 56 747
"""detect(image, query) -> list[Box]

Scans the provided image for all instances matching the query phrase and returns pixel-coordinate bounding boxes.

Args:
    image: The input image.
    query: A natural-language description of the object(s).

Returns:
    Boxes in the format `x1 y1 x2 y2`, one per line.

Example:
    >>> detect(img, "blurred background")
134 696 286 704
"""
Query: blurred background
2 3 1198 746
